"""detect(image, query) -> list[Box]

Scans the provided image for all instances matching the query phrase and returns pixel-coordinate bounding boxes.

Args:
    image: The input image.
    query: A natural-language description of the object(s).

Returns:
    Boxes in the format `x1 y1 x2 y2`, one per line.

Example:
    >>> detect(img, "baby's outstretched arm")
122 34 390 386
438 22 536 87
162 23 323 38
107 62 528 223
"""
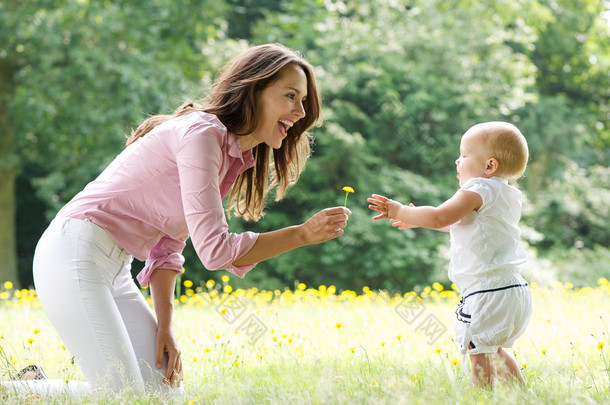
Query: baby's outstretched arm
368 191 483 231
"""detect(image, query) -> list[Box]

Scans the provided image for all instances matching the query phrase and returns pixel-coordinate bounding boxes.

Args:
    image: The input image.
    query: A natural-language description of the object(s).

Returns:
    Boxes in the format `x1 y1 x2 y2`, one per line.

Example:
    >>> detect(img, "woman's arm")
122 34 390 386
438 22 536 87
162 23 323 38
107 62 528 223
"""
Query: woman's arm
232 206 350 266
368 190 482 230
149 269 182 387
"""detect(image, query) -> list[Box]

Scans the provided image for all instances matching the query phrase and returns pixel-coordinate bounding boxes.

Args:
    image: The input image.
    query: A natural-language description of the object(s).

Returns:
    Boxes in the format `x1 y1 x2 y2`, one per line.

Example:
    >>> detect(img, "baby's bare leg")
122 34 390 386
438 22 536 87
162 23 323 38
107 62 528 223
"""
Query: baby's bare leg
469 353 497 387
495 348 525 385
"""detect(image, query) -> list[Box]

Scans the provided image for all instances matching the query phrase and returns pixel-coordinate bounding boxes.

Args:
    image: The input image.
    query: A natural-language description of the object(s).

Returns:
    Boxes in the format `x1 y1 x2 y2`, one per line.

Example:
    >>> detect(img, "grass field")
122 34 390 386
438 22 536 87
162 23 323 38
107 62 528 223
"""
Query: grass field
1 278 609 404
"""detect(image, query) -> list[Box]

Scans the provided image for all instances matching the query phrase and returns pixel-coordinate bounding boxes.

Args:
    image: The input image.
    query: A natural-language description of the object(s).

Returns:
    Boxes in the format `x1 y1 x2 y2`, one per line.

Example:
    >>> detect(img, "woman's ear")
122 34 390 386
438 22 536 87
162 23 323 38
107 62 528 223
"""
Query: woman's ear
485 158 499 175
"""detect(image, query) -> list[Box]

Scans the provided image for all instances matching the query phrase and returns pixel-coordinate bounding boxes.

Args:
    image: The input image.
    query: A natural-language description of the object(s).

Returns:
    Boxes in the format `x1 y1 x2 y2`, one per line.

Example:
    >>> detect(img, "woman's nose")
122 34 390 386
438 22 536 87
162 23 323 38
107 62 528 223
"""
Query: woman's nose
294 102 306 119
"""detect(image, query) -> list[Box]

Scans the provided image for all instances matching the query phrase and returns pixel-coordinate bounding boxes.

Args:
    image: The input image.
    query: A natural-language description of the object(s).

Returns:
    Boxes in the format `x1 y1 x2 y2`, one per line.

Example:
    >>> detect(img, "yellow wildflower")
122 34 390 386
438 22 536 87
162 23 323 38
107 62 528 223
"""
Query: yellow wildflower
335 323 343 329
183 280 193 288
598 342 605 350
342 186 354 207
3 281 13 289
221 275 230 283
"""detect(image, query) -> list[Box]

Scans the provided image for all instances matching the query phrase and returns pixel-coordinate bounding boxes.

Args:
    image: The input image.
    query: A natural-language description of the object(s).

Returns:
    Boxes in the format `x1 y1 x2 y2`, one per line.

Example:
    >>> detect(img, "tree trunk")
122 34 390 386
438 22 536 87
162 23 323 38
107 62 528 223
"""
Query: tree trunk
0 168 18 287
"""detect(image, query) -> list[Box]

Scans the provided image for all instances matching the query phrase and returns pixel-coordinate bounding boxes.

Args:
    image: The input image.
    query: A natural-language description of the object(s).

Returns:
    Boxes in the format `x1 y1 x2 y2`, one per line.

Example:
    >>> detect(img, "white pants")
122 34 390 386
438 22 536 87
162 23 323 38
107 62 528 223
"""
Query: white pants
31 217 173 394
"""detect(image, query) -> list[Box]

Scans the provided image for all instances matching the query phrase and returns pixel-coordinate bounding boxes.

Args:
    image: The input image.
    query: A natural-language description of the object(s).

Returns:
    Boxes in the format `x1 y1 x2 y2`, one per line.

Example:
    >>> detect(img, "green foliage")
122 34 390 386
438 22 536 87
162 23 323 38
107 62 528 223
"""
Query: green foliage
2 0 609 289
524 164 610 250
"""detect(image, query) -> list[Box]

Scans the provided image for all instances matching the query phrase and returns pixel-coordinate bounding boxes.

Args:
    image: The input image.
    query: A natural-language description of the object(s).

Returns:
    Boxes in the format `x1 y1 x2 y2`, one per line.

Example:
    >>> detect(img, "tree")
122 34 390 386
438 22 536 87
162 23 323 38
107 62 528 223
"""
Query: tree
1 0 226 286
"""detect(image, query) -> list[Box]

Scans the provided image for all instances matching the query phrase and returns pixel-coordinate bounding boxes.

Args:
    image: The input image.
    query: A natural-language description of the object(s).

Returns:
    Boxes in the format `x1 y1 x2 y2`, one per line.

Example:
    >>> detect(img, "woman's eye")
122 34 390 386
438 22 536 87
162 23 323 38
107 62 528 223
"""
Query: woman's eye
287 94 296 100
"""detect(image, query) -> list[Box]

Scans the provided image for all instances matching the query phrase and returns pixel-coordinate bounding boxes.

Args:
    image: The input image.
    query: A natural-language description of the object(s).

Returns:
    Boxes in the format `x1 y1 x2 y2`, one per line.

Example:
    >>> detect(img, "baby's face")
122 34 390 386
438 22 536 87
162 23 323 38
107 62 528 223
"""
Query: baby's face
455 131 492 186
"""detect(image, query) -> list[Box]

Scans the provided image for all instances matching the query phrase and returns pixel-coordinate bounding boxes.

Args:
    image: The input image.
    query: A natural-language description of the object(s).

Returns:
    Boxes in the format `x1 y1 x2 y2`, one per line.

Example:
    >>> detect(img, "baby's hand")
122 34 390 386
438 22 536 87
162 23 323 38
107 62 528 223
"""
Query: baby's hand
390 219 418 230
367 194 391 220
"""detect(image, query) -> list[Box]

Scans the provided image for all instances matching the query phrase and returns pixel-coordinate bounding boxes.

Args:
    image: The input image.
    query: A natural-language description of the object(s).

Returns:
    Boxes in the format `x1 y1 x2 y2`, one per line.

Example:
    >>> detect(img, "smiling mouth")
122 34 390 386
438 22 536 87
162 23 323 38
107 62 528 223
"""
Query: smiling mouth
278 120 294 137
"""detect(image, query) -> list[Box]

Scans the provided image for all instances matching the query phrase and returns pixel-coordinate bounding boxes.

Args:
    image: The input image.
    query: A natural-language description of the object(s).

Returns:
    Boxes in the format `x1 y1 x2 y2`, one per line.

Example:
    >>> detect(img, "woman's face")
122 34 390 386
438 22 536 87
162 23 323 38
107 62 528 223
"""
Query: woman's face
248 64 308 150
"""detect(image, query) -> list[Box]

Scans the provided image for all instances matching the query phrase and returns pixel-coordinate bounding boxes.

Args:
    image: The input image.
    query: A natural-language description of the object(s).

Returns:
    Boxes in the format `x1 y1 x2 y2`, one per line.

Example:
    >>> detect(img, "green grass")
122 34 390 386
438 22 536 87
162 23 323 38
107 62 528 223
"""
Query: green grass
1 281 609 404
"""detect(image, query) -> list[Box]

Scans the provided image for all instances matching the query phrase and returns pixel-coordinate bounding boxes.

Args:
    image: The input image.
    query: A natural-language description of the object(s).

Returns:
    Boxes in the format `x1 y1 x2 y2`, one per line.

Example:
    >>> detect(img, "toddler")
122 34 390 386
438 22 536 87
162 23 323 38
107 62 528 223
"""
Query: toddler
368 121 532 387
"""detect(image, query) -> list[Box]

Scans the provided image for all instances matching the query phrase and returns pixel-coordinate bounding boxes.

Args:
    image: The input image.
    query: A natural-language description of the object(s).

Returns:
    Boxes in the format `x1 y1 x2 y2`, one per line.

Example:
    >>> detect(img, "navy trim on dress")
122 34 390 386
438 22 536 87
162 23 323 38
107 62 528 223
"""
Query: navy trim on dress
461 283 529 302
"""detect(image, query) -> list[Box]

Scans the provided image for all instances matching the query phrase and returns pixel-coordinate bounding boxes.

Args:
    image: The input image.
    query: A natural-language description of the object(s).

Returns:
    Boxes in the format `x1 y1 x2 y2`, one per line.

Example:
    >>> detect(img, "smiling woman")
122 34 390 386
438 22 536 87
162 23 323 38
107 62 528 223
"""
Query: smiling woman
3 43 351 398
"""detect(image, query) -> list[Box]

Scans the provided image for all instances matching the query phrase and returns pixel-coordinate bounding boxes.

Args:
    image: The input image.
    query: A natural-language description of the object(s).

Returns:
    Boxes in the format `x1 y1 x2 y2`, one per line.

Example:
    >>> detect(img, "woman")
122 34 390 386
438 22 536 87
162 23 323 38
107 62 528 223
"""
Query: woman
14 43 350 395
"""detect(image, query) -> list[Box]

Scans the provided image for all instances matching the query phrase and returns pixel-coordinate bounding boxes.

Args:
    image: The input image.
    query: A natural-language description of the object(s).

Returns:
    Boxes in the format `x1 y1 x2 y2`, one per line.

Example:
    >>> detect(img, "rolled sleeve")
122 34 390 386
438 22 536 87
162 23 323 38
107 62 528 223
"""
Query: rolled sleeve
176 121 260 277
137 236 186 287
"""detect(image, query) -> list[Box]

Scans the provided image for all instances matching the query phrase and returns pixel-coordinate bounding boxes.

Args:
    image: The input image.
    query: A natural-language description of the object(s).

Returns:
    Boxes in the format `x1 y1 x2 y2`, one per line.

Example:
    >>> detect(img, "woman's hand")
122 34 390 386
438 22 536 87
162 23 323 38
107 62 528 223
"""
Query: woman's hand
149 269 182 388
301 206 351 245
156 326 182 388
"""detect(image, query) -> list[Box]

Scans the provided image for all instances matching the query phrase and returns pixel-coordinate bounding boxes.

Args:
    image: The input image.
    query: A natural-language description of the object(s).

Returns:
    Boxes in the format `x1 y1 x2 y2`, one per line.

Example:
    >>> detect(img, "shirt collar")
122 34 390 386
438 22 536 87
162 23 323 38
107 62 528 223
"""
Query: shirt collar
490 176 509 184
227 131 255 169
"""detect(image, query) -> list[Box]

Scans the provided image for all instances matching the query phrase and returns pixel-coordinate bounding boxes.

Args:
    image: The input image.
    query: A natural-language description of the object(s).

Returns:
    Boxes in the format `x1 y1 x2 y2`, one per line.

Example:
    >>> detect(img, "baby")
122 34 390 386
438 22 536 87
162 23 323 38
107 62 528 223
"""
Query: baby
368 121 532 387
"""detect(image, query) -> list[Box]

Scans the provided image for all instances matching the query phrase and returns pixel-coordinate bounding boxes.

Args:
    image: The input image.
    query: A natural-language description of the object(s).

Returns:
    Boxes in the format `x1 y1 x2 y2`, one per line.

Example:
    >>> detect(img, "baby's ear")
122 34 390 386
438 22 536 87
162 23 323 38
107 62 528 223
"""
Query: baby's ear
485 158 499 175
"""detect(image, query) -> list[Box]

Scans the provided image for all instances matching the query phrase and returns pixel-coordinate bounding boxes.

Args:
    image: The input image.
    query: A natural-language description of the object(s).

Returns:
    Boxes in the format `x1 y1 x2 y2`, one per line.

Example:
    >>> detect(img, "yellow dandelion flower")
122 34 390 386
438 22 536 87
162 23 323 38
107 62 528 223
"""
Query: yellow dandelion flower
541 349 547 355
435 348 442 354
180 295 187 303
3 281 13 289
530 371 536 376
451 359 460 366
212 362 218 367
204 347 211 353
224 285 233 293
215 334 221 339
598 342 605 350
233 362 239 366
0 292 8 300
61 345 66 350
27 338 34 344
183 280 193 288
370 379 379 388
380 342 386 347
181 267 185 274
221 275 230 283
33 328 40 335
257 354 264 359
220 308 228 315
522 362 527 368
65 377 69 383
192 357 199 362
335 323 343 329
349 347 355 353
205 280 215 289
342 186 354 207
297 283 306 290
227 351 232 356
396 335 402 340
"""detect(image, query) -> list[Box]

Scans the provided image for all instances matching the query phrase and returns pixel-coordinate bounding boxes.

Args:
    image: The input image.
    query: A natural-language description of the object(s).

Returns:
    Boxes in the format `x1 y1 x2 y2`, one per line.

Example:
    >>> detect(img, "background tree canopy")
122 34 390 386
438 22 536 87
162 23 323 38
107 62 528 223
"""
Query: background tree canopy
1 0 608 291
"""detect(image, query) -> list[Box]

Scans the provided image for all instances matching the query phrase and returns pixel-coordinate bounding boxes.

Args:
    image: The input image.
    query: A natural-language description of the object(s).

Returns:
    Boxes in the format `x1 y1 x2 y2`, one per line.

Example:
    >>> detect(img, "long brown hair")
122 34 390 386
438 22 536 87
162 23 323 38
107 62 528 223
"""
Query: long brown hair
126 43 322 221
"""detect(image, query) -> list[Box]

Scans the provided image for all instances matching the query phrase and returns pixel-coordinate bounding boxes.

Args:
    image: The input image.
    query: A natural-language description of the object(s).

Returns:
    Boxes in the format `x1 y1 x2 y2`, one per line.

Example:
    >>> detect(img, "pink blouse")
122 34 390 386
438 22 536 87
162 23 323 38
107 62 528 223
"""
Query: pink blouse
57 112 259 286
